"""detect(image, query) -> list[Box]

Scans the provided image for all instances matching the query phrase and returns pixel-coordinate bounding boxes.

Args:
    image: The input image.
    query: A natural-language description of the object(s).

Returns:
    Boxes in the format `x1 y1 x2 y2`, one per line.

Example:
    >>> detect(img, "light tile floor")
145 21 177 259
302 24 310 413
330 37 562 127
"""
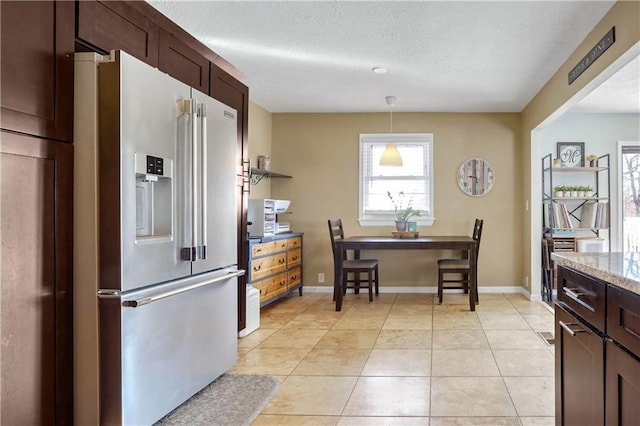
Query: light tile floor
233 292 555 426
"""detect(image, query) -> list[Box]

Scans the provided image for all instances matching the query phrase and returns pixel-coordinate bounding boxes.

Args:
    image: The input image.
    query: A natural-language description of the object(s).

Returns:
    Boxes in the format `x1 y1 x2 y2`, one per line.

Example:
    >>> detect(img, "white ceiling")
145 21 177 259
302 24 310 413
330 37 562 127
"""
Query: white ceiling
148 1 638 114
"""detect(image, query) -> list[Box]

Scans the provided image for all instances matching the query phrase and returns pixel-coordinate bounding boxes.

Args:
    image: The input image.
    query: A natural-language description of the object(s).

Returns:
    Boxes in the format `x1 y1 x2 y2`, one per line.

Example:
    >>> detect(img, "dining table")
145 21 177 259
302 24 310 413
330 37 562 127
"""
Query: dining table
333 236 478 312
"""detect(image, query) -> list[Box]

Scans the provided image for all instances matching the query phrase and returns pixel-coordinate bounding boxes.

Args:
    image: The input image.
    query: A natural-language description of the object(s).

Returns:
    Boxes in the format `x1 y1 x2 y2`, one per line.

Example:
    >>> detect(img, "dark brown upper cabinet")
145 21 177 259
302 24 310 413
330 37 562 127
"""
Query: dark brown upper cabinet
0 1 74 143
211 63 249 173
158 29 209 94
76 0 159 67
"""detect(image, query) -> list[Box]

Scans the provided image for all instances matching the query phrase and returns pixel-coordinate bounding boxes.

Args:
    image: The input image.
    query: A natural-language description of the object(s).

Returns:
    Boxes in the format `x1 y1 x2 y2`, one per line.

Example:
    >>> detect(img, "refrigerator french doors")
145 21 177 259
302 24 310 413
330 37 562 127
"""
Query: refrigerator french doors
75 50 243 426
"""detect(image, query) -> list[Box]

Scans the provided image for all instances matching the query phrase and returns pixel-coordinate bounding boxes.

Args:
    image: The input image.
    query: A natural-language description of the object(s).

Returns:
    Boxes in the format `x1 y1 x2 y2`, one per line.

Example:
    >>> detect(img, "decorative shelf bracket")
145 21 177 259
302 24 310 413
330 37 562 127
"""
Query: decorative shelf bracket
250 167 292 185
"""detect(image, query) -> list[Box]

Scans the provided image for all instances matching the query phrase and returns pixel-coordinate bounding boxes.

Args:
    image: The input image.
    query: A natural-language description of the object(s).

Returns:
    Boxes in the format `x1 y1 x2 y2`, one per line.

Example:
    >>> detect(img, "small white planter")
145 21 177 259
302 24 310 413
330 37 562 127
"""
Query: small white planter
585 191 594 197
554 191 563 198
570 191 578 197
578 191 585 197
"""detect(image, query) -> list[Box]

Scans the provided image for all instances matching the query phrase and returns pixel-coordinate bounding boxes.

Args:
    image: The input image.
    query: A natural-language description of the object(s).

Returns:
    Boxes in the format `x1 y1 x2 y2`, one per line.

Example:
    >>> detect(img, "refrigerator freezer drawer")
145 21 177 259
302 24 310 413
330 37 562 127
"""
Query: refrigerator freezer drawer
98 270 240 425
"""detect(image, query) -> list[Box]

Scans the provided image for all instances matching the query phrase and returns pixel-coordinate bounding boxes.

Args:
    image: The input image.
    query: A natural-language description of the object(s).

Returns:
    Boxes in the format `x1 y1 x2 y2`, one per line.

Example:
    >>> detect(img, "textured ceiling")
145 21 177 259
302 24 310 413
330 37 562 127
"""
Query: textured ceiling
148 1 638 114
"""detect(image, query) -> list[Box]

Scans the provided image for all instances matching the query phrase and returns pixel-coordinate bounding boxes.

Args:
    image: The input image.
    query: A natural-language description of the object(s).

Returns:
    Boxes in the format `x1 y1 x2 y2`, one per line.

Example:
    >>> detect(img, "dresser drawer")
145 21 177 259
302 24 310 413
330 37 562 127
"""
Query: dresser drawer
287 267 301 288
608 285 640 357
287 248 302 267
250 253 287 281
287 237 302 250
557 265 606 333
253 272 288 303
251 241 280 258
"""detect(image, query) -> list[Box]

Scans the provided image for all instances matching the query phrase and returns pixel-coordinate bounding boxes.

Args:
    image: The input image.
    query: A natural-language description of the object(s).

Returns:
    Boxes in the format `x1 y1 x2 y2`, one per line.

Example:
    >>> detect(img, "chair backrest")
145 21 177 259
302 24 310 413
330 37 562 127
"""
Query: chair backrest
328 219 345 260
472 219 484 261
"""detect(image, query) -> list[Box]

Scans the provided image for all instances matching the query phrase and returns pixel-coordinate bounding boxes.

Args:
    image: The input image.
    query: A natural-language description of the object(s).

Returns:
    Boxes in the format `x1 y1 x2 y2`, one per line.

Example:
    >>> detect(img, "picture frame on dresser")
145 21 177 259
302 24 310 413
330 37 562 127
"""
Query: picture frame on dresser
557 142 585 167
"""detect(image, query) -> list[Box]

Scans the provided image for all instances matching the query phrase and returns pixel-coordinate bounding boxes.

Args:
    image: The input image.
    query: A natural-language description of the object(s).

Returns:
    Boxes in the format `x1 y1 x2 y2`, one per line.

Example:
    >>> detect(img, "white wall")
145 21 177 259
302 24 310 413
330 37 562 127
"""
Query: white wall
540 112 640 250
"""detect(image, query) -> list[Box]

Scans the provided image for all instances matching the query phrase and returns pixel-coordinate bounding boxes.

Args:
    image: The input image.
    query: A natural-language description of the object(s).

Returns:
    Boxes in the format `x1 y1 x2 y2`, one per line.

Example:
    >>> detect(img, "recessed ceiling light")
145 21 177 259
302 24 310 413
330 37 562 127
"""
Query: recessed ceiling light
372 67 387 74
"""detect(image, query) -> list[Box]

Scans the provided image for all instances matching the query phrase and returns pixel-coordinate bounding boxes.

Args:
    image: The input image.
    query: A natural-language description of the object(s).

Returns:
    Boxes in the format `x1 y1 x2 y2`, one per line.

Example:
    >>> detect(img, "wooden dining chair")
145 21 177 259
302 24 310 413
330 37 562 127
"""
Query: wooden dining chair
437 218 483 304
328 219 379 302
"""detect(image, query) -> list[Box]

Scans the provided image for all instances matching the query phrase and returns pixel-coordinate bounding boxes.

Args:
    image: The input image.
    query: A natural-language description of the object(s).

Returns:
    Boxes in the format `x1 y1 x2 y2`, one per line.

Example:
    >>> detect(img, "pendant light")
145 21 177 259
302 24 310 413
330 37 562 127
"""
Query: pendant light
379 95 403 166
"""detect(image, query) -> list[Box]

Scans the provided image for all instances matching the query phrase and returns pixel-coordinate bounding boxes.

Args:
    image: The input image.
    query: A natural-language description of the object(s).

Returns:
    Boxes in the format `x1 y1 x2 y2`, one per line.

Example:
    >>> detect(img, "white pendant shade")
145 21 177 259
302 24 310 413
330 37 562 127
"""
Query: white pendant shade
379 96 403 166
379 142 403 166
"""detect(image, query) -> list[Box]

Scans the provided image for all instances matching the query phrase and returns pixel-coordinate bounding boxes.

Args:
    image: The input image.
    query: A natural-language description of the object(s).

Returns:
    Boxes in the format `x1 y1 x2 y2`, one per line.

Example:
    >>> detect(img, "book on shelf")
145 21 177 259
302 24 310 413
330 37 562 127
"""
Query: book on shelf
580 201 608 229
547 202 572 229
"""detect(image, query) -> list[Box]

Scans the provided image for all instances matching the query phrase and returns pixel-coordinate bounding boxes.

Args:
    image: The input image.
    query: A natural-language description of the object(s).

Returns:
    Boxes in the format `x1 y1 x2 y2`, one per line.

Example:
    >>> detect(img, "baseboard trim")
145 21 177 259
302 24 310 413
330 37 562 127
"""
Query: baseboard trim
303 285 527 295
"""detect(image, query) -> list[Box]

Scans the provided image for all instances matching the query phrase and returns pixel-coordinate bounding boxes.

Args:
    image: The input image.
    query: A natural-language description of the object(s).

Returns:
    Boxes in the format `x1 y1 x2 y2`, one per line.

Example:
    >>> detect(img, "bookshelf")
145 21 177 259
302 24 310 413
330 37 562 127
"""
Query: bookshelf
541 153 610 251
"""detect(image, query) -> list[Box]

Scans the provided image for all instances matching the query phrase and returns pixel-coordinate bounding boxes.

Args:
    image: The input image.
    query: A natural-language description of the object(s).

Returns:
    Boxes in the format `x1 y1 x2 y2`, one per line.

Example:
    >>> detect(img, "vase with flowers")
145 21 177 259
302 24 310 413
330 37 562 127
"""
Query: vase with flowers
387 191 421 231
587 154 598 167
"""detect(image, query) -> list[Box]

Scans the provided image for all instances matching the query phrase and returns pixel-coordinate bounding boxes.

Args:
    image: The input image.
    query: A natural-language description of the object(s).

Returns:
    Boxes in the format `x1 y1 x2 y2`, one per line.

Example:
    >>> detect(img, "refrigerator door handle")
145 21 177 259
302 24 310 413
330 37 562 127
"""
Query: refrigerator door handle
181 99 198 261
199 102 208 260
121 270 246 308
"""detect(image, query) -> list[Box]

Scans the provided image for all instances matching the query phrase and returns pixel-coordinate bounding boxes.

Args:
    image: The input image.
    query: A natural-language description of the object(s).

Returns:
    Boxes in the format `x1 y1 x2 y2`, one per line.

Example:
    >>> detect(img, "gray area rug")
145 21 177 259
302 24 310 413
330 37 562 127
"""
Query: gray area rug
155 374 280 426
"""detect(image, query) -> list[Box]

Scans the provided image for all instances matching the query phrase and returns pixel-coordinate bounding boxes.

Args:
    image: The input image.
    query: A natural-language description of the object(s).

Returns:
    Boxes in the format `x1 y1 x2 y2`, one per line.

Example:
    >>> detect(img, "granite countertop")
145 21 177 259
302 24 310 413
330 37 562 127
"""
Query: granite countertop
551 252 640 295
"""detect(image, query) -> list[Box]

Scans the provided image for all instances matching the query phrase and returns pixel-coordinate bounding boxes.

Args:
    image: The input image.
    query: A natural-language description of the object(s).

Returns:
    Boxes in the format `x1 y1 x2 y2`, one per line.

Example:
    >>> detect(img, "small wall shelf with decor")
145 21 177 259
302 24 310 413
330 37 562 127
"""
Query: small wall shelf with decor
250 167 292 185
541 152 611 247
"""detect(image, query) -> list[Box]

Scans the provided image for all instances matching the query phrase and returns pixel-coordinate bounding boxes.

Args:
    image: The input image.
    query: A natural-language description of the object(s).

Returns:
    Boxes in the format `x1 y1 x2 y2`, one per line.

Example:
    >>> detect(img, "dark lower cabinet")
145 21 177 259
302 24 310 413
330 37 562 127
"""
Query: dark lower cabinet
0 131 73 425
555 302 605 426
606 341 640 425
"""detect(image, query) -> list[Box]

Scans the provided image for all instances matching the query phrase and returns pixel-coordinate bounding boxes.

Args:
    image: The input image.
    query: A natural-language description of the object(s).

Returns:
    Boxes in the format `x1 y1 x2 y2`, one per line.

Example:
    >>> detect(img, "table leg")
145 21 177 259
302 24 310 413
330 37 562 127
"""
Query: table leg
335 249 345 311
469 244 477 311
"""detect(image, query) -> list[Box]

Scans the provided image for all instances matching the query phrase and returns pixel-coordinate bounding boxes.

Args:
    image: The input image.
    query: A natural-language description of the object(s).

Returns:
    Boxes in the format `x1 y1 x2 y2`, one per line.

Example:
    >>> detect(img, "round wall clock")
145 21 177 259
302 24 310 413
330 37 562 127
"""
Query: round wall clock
457 158 495 197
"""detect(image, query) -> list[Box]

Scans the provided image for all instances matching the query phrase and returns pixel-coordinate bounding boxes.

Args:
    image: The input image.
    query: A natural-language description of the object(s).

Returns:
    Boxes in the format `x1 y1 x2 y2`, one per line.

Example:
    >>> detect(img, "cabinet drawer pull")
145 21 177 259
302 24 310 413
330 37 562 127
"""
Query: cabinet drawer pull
253 264 262 272
278 259 286 264
564 288 584 300
559 320 587 337
255 248 262 254
291 256 298 261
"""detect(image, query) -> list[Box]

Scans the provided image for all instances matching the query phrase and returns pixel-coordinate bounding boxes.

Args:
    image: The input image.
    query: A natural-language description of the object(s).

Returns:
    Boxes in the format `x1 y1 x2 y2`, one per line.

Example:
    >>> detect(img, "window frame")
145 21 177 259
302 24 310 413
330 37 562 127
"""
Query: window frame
358 133 435 227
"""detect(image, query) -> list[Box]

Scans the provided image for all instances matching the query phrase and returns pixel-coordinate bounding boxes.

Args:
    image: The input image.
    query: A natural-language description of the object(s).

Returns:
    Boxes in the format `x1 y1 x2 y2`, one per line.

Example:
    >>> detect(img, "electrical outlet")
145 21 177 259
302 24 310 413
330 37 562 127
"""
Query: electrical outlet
318 273 325 283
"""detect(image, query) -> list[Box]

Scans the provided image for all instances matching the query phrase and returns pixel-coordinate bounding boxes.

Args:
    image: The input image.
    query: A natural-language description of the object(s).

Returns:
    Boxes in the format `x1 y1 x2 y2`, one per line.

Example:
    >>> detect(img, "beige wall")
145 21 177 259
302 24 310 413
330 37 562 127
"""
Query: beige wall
248 102 273 200
268 112 522 290
248 0 640 295
521 1 640 291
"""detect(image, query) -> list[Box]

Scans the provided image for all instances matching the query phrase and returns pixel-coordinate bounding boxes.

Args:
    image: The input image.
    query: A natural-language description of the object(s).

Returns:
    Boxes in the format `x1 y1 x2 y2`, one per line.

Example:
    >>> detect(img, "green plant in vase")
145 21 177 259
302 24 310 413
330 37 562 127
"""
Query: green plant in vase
387 191 421 231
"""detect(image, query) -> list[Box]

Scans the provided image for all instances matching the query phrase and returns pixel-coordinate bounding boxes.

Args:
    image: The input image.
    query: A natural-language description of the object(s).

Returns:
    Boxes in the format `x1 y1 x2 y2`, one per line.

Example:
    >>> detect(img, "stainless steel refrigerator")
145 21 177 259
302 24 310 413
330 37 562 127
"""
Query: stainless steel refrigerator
74 50 244 425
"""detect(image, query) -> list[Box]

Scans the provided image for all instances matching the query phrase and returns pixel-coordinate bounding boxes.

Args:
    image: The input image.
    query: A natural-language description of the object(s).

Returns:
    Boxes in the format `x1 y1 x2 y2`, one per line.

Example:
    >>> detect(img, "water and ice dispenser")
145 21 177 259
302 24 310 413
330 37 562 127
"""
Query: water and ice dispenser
135 153 173 242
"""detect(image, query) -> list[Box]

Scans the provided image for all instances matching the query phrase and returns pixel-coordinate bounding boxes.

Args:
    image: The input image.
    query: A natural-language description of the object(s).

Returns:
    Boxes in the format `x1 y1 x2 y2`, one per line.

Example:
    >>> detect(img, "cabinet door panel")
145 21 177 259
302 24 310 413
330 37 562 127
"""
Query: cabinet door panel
1 132 73 425
555 303 604 426
0 1 74 142
608 285 640 356
158 30 209 93
211 63 248 173
606 341 640 425
77 0 159 67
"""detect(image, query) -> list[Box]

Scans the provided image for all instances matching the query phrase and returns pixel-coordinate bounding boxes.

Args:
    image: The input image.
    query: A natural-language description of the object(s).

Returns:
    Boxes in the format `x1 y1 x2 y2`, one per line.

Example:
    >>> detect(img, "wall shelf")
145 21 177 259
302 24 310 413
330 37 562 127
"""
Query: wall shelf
250 167 292 185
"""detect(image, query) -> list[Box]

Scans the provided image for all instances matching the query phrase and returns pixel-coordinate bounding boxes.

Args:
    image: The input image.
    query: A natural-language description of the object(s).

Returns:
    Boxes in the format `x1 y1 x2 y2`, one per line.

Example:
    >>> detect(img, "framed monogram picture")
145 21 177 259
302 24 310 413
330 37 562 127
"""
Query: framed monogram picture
557 142 585 167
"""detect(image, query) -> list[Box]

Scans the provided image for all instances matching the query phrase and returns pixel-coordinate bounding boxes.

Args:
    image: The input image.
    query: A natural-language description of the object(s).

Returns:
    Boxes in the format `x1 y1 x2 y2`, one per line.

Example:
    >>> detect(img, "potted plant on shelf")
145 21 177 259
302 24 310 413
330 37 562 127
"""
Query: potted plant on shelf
577 186 586 197
387 191 421 232
584 185 594 197
570 186 579 197
554 186 565 197
587 154 598 167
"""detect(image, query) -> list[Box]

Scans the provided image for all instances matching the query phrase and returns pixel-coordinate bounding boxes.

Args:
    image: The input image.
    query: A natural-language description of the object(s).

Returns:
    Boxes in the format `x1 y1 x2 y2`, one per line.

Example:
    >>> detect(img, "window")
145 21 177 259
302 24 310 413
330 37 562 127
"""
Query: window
359 133 434 226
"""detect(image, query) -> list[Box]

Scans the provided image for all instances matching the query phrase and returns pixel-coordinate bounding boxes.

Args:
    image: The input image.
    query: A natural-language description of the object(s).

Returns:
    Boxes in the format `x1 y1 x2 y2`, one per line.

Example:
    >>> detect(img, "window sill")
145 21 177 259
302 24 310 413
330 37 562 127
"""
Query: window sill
358 217 435 227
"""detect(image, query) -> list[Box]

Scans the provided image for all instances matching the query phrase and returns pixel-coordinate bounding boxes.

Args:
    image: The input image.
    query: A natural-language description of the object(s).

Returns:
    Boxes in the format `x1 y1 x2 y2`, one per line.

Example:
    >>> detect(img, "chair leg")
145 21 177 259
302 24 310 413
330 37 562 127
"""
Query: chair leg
463 273 469 294
437 271 444 304
368 271 373 302
374 266 379 295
